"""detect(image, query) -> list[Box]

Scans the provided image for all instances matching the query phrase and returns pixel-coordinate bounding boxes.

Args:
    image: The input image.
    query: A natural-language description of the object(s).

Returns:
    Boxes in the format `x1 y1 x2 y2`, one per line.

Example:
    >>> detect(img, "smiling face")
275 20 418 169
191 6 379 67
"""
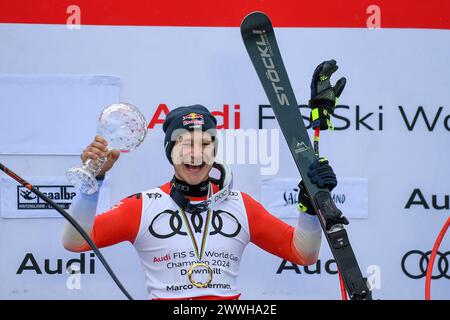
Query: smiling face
171 130 215 185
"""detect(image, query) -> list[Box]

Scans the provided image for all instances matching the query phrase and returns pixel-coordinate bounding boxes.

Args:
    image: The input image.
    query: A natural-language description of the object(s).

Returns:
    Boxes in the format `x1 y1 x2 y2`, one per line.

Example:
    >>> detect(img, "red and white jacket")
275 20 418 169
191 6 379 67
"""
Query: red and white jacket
63 181 322 300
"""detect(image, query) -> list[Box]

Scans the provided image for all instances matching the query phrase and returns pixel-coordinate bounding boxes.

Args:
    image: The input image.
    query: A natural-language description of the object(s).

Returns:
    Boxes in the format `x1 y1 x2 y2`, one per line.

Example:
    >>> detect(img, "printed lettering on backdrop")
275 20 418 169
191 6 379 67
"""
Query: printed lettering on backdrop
0 176 111 219
260 177 368 219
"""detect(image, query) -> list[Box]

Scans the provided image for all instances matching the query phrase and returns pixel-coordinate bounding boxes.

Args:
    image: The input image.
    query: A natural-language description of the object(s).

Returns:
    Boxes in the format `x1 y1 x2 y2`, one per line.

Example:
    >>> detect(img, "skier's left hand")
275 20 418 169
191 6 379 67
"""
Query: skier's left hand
310 60 346 130
297 157 337 215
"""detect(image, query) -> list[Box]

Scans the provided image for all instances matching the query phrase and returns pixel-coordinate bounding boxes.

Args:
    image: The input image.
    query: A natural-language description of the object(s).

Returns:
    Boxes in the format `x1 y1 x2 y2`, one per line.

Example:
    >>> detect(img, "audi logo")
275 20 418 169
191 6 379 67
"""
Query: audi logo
149 209 242 239
401 250 450 280
146 193 162 199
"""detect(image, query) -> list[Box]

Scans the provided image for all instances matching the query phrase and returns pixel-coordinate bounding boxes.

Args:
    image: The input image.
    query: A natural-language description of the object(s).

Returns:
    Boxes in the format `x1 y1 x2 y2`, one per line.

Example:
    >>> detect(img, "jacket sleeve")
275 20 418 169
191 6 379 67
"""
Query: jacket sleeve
62 192 143 252
241 192 321 266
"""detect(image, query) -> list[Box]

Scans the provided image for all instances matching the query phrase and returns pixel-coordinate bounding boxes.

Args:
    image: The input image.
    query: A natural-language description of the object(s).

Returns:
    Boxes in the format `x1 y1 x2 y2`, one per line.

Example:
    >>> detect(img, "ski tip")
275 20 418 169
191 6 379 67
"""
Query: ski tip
240 11 270 28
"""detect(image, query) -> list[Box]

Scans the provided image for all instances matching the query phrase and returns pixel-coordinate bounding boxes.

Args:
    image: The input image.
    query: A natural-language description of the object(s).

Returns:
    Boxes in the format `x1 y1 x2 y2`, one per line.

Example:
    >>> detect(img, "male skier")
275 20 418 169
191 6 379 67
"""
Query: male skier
62 60 344 300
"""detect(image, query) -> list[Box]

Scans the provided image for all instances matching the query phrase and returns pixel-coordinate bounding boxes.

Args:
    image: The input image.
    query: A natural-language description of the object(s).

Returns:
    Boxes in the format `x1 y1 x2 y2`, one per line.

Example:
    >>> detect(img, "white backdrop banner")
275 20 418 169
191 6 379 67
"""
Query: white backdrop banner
0 75 120 155
0 23 448 300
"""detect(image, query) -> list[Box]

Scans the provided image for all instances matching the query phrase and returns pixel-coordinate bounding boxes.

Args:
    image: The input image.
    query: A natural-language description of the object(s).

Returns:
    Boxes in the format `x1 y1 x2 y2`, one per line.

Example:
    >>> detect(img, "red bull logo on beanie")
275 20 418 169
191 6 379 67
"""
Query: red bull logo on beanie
182 112 204 127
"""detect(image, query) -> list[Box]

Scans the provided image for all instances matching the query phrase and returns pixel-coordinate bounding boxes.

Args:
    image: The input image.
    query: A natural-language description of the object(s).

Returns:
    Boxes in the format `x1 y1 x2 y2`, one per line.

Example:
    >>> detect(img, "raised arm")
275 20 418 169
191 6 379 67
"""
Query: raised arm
62 135 138 251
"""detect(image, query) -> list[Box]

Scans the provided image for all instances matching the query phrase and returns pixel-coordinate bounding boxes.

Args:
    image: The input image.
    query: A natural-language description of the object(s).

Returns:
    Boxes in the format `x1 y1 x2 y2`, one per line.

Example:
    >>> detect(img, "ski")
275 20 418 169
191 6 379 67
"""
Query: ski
241 11 372 300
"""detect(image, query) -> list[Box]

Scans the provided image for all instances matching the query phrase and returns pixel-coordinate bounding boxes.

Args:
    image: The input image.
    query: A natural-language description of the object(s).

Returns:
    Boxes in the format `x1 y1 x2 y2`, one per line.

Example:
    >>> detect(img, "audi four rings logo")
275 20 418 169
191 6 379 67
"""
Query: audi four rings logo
146 193 162 199
149 209 242 239
401 250 450 279
214 190 228 201
174 184 190 192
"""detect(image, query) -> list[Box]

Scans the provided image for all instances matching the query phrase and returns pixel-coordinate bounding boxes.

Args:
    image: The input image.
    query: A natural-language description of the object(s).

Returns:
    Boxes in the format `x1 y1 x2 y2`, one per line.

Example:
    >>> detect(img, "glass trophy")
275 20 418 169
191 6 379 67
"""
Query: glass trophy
66 103 147 194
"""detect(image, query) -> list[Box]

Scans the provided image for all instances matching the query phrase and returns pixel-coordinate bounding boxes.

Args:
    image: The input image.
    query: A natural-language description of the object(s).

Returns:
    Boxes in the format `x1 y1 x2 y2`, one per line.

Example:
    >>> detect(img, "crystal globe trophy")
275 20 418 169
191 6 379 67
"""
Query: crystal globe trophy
66 103 147 194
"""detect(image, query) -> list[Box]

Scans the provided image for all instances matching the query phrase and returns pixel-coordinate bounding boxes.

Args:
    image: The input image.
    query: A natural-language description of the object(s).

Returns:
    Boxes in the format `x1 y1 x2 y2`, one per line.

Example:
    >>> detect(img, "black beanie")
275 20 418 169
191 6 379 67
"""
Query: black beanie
162 105 218 164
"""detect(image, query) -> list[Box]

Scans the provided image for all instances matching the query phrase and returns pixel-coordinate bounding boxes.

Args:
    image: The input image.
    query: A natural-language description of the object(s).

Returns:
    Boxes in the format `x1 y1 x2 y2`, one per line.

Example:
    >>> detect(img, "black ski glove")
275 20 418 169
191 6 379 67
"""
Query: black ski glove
297 157 337 215
310 60 346 130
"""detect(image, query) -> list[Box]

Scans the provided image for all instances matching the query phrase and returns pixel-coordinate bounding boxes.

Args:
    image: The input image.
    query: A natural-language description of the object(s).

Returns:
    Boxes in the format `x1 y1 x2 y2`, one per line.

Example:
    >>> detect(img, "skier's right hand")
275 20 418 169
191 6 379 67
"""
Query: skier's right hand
81 135 120 177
